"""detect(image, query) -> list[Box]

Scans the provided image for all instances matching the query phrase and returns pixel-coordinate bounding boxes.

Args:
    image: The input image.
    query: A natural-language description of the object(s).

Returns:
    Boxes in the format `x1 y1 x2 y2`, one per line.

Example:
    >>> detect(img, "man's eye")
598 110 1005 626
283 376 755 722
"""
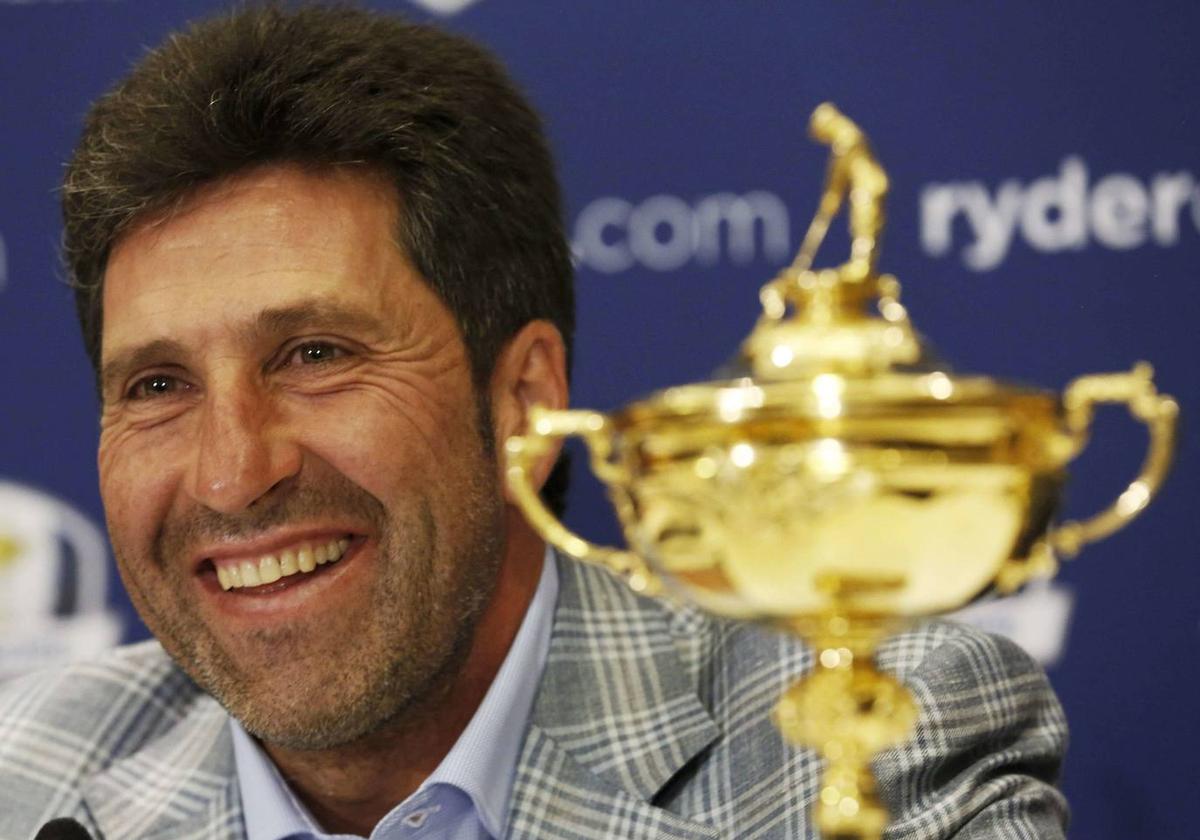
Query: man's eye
127 374 183 400
286 342 346 366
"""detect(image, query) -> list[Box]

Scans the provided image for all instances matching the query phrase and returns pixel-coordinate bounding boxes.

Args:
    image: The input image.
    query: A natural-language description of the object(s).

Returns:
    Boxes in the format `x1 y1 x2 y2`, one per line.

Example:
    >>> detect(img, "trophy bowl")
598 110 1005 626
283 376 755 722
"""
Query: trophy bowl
506 104 1177 839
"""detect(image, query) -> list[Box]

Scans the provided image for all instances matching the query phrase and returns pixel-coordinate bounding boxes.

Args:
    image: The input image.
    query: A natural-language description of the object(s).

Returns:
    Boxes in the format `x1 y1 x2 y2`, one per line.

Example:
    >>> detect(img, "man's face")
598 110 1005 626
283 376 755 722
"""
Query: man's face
98 165 505 749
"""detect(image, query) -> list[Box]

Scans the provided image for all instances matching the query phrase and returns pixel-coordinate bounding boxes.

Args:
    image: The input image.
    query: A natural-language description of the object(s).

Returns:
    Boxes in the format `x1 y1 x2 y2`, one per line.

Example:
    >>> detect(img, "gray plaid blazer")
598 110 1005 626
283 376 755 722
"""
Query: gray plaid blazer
0 554 1068 839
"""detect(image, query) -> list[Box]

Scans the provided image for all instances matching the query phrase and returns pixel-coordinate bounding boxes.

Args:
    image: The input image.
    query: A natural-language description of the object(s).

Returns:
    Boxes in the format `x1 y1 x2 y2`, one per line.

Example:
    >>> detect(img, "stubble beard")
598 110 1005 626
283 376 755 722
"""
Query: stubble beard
117 445 505 752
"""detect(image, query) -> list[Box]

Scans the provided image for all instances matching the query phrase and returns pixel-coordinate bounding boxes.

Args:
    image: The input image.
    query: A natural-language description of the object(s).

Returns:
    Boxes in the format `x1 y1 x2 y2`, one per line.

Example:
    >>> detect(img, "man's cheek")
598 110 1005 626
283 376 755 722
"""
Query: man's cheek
305 382 467 461
99 469 147 552
299 422 416 500
101 447 179 571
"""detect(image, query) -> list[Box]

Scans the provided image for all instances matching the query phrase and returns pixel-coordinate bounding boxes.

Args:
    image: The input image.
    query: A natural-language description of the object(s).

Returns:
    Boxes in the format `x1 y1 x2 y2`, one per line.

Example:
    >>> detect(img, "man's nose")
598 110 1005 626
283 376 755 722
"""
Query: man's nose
187 381 301 514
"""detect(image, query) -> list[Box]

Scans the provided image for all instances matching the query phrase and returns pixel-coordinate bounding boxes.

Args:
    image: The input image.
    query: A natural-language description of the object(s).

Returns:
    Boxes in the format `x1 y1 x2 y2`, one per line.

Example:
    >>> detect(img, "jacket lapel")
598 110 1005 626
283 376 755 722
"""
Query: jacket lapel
505 555 720 839
81 696 244 840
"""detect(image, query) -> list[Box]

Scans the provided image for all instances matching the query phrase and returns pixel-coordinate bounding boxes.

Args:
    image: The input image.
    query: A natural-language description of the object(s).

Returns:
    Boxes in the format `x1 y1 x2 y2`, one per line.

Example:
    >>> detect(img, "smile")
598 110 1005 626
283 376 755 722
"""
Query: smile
214 536 352 591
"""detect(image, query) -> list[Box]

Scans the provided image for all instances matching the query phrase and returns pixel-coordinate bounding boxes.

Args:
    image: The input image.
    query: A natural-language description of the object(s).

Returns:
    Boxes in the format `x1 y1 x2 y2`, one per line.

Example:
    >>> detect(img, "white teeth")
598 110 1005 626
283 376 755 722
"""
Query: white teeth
240 561 261 587
298 547 317 573
279 550 299 577
291 548 309 575
217 537 352 591
259 556 282 585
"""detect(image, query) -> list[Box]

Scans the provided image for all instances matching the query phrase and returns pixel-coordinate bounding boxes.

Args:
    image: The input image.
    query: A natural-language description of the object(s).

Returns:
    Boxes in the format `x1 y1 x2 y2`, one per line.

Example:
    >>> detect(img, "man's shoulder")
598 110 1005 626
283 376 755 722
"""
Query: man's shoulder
556 560 1066 836
0 639 204 726
556 555 1047 705
688 612 1066 838
0 641 214 799
664 594 1061 759
876 614 1057 711
0 644 239 838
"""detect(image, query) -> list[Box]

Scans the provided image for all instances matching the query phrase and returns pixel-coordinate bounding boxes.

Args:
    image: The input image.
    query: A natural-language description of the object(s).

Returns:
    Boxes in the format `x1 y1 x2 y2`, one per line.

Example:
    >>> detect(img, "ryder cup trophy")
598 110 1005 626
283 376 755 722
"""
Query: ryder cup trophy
505 104 1178 839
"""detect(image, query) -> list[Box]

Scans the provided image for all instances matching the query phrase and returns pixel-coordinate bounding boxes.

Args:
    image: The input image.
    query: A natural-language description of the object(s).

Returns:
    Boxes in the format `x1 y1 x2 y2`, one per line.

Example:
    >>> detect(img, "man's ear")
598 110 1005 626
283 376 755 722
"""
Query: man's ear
489 320 568 493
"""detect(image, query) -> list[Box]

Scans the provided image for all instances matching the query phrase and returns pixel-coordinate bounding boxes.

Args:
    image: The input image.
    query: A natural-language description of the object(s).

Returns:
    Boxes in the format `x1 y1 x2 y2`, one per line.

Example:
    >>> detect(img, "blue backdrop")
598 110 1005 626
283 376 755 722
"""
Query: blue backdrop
1 2 1196 836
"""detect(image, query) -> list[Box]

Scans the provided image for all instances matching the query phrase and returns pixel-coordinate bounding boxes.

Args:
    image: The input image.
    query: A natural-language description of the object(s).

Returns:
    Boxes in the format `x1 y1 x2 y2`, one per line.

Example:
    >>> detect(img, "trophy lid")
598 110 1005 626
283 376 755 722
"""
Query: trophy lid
610 103 1053 435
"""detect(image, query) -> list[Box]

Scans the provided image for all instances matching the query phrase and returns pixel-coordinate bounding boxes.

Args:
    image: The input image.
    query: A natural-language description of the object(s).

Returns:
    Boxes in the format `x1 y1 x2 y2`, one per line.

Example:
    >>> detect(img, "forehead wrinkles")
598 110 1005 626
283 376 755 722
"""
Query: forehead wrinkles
107 175 396 295
113 164 400 251
99 166 413 377
83 164 413 380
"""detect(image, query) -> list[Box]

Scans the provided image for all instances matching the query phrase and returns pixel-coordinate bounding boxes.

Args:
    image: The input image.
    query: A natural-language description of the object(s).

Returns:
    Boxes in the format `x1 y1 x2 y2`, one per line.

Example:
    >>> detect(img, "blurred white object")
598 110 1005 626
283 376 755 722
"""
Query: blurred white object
950 580 1075 667
406 0 484 16
0 481 123 679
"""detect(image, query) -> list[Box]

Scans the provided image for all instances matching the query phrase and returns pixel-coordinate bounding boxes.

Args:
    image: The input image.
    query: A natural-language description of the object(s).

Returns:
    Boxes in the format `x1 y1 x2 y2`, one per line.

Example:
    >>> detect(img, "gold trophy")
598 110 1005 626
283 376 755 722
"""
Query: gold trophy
506 104 1178 839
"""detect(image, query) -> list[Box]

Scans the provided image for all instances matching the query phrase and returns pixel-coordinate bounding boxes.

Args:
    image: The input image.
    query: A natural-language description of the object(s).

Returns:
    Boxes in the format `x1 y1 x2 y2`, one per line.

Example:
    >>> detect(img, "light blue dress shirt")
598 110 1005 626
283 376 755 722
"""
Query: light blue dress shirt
230 549 558 840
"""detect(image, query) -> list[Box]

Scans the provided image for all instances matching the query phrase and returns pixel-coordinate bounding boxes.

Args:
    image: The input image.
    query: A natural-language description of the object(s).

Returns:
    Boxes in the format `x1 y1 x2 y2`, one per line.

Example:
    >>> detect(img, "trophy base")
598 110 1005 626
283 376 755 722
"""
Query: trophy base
774 614 918 840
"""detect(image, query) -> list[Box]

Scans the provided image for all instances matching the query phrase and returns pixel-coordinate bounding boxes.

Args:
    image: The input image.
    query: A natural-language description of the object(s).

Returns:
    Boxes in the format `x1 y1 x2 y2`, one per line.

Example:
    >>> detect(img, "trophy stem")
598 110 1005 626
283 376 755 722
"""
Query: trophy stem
775 613 917 840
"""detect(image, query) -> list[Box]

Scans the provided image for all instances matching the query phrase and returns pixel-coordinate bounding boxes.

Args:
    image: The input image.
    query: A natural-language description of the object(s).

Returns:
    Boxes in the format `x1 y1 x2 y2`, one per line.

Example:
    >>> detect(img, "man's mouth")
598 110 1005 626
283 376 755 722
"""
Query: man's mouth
211 536 353 591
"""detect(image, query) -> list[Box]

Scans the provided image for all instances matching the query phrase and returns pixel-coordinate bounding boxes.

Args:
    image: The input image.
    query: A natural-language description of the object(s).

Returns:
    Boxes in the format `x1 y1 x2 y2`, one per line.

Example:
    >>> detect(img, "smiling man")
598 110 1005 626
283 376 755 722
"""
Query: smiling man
0 5 1069 840
95 166 552 833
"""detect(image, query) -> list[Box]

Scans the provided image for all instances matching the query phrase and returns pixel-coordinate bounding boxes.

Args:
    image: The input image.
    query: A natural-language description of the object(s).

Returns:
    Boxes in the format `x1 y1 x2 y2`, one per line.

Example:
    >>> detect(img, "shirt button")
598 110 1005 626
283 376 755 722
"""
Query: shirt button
402 809 430 829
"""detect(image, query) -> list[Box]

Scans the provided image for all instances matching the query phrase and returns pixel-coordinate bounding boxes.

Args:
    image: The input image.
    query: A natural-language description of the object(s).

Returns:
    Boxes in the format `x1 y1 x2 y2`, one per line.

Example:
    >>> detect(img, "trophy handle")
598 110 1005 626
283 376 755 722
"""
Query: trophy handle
505 406 661 595
1048 362 1179 558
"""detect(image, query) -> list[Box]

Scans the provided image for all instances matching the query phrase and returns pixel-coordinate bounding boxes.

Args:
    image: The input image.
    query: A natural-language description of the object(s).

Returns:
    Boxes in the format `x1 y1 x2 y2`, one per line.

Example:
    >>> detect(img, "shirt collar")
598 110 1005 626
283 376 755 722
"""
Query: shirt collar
231 546 559 840
422 545 557 835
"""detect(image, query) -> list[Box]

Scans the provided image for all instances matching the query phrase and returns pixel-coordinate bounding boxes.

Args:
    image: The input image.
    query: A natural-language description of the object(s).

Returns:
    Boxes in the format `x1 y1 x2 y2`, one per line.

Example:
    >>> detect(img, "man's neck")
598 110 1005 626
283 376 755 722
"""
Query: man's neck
260 522 546 836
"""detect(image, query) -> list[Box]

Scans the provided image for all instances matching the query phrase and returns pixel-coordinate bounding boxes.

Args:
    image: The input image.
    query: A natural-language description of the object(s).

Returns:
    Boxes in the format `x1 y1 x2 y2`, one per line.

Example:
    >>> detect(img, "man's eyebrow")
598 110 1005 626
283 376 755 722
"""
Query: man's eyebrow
254 301 387 339
100 338 188 400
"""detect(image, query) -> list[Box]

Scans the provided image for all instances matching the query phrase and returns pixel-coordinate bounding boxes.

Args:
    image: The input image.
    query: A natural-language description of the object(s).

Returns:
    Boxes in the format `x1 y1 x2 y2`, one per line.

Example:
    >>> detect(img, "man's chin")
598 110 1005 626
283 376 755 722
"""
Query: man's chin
219 676 398 752
236 707 380 752
200 638 463 753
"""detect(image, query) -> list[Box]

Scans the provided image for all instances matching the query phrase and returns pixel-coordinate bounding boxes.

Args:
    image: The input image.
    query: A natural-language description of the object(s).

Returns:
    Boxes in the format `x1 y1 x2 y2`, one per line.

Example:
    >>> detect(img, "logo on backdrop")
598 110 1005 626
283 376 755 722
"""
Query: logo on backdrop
572 191 792 274
0 481 123 679
405 0 484 15
921 157 1198 270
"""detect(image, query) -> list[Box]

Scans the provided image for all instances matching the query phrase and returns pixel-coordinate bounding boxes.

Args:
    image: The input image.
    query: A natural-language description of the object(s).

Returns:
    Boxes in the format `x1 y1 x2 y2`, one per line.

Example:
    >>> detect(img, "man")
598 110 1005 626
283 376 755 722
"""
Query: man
0 5 1068 839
